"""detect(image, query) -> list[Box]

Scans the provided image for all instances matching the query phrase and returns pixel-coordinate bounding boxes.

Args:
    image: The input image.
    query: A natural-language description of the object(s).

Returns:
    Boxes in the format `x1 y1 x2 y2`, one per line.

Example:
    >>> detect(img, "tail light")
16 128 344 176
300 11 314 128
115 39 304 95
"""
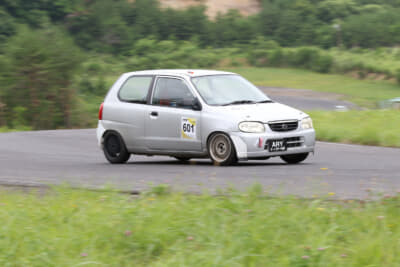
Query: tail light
98 102 104 120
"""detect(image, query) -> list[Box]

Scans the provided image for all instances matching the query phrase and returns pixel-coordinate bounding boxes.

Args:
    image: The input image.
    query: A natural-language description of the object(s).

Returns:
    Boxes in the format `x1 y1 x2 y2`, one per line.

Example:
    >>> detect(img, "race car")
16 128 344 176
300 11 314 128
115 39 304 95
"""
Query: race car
97 69 315 165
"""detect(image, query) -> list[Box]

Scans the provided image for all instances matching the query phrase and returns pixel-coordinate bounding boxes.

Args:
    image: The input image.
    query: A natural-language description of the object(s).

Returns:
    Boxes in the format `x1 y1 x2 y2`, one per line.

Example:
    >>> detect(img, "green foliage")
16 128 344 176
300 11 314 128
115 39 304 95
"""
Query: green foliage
290 47 320 68
0 7 16 44
126 38 222 70
0 0 77 24
2 186 400 266
213 10 257 47
79 76 108 96
2 0 400 50
0 26 82 129
316 0 357 22
311 54 334 73
330 47 400 78
396 69 400 84
11 106 27 127
341 12 395 48
309 110 400 147
66 0 132 54
248 46 333 73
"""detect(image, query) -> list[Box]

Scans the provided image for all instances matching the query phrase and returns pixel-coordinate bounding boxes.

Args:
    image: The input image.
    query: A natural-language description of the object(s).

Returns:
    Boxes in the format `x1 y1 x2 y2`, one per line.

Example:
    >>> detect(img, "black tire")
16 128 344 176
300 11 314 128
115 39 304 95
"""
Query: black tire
208 133 237 166
280 153 309 164
103 131 130 164
174 157 191 162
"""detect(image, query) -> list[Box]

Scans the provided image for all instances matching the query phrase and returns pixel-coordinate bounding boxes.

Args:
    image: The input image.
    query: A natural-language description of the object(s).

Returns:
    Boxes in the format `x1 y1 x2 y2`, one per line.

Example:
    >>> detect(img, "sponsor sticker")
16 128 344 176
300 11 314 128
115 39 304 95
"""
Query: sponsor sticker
181 117 196 139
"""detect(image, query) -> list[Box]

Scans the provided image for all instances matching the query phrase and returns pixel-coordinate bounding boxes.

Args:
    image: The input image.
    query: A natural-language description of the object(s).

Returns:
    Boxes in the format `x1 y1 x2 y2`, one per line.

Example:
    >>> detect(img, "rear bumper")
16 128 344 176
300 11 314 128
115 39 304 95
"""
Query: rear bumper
96 121 106 148
230 129 316 160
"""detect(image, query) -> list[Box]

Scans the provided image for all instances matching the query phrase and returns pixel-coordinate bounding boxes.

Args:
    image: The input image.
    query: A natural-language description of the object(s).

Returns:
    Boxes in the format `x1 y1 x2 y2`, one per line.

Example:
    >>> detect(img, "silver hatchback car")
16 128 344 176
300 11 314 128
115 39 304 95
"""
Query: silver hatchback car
97 70 315 165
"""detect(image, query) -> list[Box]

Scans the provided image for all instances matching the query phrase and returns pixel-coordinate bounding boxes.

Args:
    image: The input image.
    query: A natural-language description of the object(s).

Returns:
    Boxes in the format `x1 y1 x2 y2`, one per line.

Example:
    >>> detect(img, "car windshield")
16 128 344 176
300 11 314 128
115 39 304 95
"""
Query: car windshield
191 74 271 106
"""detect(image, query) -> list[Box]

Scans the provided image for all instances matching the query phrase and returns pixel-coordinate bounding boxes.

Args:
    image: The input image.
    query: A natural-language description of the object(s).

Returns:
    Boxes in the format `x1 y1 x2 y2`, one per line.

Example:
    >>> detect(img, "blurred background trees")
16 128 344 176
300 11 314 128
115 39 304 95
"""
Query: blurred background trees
0 26 81 129
1 0 400 130
1 0 400 52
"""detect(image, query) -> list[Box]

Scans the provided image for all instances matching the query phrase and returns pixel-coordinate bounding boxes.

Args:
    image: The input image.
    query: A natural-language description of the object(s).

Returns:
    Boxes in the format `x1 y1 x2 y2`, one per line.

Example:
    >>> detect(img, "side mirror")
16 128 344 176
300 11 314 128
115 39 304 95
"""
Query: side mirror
192 98 202 111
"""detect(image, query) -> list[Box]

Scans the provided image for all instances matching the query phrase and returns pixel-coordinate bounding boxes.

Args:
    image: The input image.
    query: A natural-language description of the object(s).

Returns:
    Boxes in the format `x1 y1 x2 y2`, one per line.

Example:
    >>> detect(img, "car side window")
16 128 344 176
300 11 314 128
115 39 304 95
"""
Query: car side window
119 76 153 103
152 77 195 109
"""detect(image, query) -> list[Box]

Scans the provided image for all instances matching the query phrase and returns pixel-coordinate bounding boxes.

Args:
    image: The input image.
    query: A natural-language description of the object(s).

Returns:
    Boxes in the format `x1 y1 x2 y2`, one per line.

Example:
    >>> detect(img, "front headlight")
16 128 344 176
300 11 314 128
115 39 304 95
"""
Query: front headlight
301 117 313 130
238 121 265 133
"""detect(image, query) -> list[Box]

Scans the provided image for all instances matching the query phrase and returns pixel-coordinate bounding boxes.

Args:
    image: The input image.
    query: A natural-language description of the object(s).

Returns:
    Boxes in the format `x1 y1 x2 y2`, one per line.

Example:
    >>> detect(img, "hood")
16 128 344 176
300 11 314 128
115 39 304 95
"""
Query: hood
211 102 307 123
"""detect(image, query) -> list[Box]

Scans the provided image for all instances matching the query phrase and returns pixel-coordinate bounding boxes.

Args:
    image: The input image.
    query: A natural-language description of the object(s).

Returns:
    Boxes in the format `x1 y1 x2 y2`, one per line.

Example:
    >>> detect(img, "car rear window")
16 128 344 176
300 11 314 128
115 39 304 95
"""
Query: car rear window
119 76 153 103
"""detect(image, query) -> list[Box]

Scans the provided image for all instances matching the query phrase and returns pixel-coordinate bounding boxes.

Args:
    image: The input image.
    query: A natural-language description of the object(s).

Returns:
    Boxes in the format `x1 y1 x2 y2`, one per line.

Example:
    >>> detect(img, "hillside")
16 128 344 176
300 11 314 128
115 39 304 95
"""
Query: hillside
159 0 261 17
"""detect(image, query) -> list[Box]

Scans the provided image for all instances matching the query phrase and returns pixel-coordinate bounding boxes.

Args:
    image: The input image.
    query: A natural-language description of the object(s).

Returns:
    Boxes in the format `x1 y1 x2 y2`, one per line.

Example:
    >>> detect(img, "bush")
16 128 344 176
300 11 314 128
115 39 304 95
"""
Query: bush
86 63 103 74
11 106 28 128
267 48 285 66
247 49 268 66
290 47 320 68
396 69 400 84
332 59 365 74
311 54 333 73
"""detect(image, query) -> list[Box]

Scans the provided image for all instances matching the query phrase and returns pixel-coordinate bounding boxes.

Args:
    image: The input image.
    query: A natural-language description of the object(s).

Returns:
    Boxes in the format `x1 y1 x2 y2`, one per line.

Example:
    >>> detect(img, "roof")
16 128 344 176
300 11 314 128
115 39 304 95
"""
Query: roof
122 69 235 78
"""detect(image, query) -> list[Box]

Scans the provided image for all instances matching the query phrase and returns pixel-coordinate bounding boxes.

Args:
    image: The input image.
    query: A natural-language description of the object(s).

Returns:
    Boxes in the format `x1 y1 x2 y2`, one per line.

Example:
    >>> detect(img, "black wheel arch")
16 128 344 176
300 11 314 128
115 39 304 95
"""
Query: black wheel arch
102 130 128 151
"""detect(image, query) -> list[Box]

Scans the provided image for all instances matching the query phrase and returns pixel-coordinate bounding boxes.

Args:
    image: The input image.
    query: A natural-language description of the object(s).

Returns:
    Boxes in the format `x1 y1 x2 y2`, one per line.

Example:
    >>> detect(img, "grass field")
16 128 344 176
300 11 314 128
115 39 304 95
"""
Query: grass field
1 186 400 266
0 126 32 133
309 110 400 147
228 67 400 107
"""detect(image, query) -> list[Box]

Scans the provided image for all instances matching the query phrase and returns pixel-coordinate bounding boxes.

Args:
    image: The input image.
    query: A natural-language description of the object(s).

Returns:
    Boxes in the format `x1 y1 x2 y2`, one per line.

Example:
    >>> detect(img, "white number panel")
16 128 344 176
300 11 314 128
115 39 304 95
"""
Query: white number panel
181 117 197 140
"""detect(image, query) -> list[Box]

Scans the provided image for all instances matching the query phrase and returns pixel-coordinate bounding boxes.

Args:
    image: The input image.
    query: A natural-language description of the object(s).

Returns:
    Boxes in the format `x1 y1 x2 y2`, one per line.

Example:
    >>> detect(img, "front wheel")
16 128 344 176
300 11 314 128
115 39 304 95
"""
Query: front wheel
208 133 237 166
103 132 130 164
280 153 309 164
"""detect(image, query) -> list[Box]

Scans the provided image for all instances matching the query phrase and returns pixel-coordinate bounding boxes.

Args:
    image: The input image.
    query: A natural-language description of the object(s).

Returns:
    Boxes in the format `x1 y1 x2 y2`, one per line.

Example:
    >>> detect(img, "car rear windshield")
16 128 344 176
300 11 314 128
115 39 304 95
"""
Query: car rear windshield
191 75 271 106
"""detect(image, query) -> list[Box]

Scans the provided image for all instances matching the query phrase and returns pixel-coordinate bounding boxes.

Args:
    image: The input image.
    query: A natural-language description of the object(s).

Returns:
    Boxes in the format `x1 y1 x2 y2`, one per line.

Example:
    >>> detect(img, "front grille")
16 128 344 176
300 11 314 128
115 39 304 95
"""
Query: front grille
286 137 303 148
268 120 298 132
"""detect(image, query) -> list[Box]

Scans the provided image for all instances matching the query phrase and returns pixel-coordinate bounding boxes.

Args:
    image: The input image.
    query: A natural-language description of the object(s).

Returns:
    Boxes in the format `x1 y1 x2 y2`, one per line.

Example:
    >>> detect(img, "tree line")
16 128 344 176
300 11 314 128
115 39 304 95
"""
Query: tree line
1 0 400 54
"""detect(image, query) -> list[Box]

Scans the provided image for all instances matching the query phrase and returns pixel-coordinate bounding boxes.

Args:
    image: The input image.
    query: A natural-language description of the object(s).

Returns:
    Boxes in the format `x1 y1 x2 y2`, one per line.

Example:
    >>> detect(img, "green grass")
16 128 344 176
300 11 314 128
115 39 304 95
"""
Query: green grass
0 126 32 133
309 110 400 147
228 67 400 107
1 186 400 266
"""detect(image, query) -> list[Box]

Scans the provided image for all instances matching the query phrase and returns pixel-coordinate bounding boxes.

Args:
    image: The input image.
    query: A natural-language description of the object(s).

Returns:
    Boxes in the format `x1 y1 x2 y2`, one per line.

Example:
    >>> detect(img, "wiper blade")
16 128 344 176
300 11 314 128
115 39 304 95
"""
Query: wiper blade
256 100 274 103
222 100 256 106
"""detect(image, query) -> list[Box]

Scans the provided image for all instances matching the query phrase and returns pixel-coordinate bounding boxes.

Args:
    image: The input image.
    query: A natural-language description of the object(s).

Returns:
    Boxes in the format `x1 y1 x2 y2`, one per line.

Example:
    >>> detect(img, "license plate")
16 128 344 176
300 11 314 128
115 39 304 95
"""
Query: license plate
268 139 287 152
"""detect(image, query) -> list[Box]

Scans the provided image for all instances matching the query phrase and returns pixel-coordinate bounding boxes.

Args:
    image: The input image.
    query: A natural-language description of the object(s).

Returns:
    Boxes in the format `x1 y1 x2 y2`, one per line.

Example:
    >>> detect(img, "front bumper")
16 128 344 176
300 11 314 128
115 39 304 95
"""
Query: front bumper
230 128 316 160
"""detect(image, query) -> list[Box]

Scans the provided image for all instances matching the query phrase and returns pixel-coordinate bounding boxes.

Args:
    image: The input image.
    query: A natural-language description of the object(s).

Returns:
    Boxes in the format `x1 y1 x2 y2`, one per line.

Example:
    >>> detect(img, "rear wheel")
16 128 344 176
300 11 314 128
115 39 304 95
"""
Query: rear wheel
280 153 308 164
208 133 237 166
103 132 130 164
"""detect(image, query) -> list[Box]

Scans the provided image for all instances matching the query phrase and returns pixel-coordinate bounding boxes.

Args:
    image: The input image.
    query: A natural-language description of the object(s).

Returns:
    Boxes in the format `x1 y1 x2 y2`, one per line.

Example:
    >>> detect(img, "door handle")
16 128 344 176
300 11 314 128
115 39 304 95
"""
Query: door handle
150 111 158 117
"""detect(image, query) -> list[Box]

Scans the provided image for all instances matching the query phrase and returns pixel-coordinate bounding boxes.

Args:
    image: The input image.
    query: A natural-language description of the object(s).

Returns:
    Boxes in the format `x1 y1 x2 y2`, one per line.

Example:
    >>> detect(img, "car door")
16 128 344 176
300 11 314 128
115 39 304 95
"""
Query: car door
105 75 154 151
145 76 202 151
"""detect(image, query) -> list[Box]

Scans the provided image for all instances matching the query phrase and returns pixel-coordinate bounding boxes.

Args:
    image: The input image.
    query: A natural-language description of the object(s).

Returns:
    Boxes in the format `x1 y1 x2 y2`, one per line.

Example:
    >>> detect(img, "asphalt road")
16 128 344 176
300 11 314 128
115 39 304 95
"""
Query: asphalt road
1 129 399 199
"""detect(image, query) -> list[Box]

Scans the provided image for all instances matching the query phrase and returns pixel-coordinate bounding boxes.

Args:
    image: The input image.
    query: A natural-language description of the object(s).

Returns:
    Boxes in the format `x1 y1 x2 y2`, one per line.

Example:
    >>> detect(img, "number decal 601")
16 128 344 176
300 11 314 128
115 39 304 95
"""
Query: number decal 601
183 123 194 132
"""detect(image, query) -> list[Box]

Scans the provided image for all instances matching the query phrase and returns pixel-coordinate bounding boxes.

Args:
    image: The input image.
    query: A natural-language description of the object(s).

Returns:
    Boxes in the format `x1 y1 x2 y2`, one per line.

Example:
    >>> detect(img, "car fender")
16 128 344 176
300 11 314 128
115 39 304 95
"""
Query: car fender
229 134 248 160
